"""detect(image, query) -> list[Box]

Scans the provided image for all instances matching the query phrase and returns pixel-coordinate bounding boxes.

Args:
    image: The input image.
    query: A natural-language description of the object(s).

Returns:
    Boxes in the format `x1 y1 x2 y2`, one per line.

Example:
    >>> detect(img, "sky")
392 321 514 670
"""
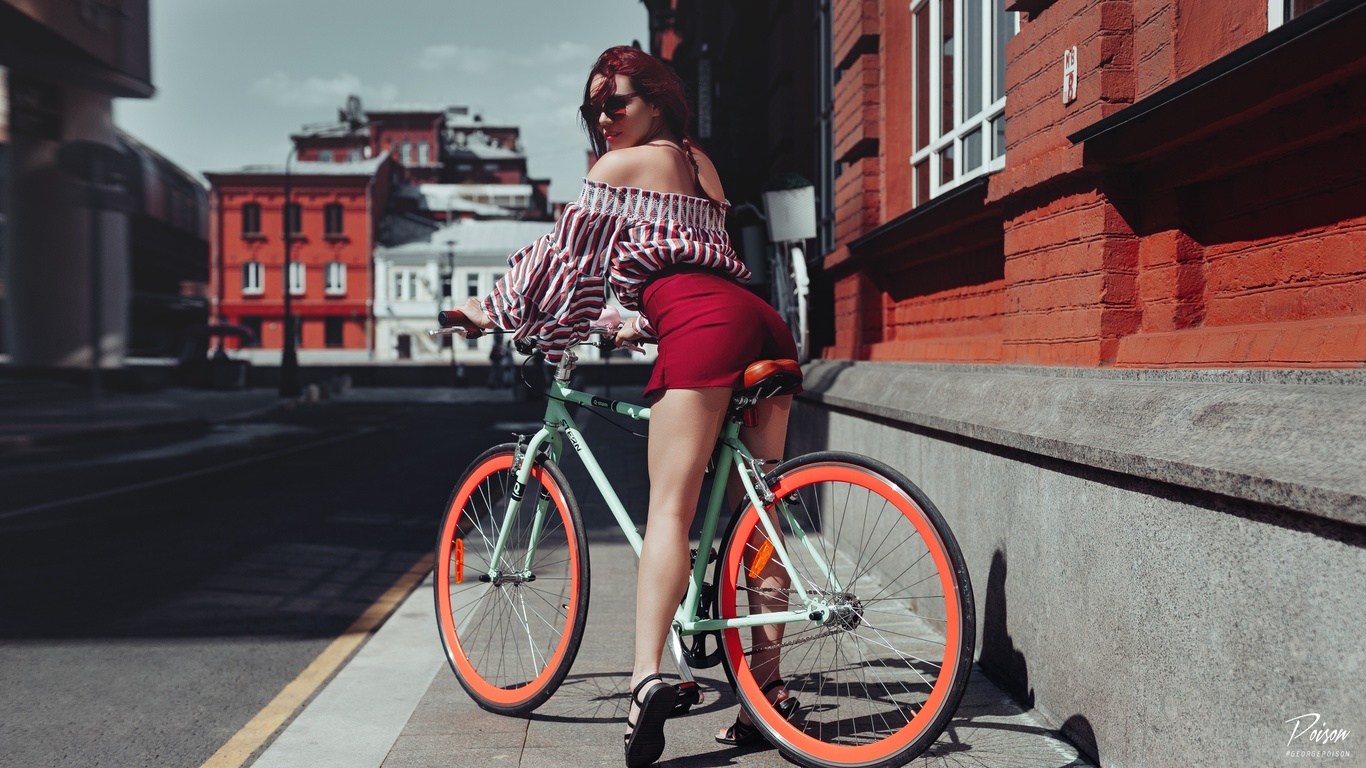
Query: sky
115 0 649 203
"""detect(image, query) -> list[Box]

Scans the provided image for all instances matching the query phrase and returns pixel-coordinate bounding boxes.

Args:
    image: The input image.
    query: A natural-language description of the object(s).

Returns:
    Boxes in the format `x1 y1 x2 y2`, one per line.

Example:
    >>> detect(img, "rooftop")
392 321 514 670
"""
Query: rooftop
206 153 389 178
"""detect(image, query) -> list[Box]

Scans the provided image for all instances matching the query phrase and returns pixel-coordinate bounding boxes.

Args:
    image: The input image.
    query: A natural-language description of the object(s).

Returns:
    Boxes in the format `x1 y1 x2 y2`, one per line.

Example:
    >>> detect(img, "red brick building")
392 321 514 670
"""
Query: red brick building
205 155 393 358
646 3 1366 763
827 0 1364 368
205 100 557 360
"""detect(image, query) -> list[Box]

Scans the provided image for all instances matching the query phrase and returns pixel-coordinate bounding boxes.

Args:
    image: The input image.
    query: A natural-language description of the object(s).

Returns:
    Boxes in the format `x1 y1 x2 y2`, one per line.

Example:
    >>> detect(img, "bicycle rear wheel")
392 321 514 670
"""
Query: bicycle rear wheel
715 452 974 768
434 443 589 715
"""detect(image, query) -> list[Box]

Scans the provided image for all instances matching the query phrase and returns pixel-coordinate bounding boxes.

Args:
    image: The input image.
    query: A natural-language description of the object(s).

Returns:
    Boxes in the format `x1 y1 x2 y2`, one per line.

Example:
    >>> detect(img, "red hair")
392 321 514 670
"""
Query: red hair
581 46 691 158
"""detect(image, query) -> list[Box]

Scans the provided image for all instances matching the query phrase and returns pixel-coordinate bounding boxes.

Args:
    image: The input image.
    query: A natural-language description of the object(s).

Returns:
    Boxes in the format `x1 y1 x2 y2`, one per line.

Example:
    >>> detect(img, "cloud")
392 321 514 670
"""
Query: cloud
414 41 593 76
413 44 500 75
248 71 398 109
532 41 592 66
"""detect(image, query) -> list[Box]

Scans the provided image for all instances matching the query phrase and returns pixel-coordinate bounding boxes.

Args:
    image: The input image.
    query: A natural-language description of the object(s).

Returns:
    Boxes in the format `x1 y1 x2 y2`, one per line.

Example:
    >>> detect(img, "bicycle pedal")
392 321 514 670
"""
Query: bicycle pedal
675 680 702 706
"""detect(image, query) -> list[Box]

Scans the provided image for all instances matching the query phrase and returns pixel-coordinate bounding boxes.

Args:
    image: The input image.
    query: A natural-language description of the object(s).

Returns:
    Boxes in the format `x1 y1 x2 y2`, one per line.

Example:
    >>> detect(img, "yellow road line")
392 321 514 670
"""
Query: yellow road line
199 553 434 768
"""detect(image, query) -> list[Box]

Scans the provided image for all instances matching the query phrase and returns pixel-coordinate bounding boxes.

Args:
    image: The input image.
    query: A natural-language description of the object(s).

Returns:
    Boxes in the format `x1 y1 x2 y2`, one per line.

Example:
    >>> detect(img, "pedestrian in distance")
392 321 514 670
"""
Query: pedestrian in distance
441 45 800 767
486 335 510 389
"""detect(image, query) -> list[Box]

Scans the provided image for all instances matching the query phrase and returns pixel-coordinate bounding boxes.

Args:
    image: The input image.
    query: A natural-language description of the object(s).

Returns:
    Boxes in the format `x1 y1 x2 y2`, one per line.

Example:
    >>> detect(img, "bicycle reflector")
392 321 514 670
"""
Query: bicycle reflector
748 539 774 579
454 538 464 584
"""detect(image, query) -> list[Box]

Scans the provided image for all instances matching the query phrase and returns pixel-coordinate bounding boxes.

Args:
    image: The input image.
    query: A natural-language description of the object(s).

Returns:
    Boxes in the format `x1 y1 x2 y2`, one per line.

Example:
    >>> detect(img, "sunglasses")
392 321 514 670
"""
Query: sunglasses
580 92 639 122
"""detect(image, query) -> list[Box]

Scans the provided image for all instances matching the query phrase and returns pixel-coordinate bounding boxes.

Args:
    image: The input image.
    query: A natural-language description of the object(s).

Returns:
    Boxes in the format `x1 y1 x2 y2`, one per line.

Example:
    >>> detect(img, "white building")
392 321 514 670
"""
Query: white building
374 218 657 365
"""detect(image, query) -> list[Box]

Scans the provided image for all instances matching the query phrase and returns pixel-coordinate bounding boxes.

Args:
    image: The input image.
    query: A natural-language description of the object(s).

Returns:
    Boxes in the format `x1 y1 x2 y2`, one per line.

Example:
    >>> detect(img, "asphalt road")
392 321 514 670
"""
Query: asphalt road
0 392 548 768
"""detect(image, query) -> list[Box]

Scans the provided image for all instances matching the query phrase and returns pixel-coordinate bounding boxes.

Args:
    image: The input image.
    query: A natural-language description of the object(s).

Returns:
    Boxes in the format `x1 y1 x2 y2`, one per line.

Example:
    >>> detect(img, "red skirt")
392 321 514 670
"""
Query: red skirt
641 268 799 399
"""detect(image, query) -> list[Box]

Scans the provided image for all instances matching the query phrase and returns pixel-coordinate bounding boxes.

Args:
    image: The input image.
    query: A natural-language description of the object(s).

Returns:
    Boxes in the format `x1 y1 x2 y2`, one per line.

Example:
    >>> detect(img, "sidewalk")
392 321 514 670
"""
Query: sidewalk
247 385 1095 768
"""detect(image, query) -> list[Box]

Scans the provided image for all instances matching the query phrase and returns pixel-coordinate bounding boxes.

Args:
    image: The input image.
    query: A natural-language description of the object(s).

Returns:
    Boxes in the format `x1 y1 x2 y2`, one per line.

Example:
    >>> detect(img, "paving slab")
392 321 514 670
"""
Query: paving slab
243 383 1092 768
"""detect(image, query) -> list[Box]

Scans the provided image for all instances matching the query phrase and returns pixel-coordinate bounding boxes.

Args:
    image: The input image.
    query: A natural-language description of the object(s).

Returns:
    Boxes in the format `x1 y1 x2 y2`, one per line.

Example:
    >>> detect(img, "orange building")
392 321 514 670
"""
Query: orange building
205 154 393 360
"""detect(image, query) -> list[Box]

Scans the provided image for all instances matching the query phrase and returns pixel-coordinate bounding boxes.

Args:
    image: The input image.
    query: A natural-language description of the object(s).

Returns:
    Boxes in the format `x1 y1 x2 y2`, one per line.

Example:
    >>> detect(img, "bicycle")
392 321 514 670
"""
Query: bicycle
769 239 811 363
429 318 975 768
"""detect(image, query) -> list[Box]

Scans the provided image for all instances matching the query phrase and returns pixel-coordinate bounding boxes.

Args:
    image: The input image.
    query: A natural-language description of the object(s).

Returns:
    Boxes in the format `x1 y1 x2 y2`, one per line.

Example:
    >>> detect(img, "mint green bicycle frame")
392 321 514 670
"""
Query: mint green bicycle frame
485 368 845 670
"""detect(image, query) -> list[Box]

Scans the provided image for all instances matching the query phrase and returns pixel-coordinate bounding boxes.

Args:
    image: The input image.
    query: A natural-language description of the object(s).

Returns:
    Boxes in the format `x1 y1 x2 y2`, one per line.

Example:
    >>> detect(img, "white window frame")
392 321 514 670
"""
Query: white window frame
288 262 306 296
318 149 334 163
1268 0 1286 28
1269 0 1328 29
242 261 264 295
325 261 346 295
401 140 413 165
417 141 430 164
909 0 1018 205
391 268 426 302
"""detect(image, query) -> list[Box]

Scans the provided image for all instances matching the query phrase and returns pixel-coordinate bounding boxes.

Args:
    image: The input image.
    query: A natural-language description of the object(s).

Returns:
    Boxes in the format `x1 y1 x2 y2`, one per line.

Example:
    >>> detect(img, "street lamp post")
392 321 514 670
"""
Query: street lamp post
279 147 302 397
445 240 459 386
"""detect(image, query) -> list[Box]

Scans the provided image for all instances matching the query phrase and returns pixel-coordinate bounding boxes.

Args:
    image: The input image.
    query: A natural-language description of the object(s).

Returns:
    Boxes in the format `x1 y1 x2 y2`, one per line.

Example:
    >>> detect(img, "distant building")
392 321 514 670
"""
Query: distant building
116 129 211 360
373 218 652 364
205 155 394 363
0 0 157 370
373 219 552 362
205 98 557 359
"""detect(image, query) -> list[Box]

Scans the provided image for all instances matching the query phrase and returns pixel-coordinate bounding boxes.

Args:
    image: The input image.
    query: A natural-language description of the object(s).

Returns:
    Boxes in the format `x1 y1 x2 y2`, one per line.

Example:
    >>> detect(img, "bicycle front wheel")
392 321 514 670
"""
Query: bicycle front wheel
715 452 974 768
434 443 589 715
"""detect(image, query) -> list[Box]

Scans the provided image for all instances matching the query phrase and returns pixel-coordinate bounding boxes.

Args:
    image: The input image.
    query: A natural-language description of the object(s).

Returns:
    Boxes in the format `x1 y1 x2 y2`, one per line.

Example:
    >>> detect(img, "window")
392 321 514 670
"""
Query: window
324 203 344 236
239 316 262 347
324 317 345 348
318 149 334 163
417 141 430 164
1269 0 1331 27
284 202 302 236
347 149 362 162
391 268 424 301
466 273 480 298
325 262 346 295
242 261 264 295
401 140 412 165
910 0 1018 206
288 262 305 295
241 203 261 236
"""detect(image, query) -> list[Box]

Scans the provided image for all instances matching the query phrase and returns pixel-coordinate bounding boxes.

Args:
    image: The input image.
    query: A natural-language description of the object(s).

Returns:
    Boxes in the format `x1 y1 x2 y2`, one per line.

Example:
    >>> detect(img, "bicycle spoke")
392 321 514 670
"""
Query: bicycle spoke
436 447 587 715
718 456 972 766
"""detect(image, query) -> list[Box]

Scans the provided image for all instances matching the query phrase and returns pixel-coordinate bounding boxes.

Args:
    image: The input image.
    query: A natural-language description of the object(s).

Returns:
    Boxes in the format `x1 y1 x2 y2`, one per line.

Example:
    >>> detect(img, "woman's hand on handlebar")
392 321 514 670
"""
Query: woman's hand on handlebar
613 316 648 353
444 298 495 334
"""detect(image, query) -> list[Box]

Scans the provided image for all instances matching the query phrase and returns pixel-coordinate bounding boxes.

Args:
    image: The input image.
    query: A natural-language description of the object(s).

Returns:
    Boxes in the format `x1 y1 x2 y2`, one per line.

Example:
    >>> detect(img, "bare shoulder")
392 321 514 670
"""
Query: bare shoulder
587 144 703 196
585 146 657 188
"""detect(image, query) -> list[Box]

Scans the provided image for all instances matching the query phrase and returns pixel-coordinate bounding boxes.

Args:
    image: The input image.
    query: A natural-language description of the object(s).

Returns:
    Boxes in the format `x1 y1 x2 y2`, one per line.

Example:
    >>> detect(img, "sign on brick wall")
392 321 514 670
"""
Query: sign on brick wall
1062 47 1078 105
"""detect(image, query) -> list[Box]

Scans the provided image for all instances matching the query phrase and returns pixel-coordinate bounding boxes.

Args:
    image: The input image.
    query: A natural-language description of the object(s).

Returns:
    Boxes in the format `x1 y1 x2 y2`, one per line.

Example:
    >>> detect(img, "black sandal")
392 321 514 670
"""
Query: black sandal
715 679 800 747
624 674 678 767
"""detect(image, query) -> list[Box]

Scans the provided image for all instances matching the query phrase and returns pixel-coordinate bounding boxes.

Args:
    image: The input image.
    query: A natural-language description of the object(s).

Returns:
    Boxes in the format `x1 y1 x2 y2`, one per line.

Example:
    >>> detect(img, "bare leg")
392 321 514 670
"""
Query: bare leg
723 396 793 731
629 387 731 728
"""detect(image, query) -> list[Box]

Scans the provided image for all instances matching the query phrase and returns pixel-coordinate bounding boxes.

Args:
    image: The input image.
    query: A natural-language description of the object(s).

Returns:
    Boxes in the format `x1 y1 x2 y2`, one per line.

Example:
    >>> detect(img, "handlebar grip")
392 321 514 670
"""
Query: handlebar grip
436 309 484 338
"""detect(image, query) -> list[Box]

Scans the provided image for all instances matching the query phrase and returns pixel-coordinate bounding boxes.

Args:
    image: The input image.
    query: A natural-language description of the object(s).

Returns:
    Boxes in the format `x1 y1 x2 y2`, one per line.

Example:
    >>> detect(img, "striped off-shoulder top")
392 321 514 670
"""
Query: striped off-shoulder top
481 179 749 361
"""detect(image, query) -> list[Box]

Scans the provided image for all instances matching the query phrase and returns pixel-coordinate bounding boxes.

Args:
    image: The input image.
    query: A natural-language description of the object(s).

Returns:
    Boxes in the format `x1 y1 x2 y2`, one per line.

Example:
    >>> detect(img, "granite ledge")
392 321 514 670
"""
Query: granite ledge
797 361 1366 528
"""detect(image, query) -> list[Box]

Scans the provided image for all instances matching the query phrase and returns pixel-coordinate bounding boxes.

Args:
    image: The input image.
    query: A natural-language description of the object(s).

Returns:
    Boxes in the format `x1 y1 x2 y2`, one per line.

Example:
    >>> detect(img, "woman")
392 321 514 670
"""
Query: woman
445 45 798 767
